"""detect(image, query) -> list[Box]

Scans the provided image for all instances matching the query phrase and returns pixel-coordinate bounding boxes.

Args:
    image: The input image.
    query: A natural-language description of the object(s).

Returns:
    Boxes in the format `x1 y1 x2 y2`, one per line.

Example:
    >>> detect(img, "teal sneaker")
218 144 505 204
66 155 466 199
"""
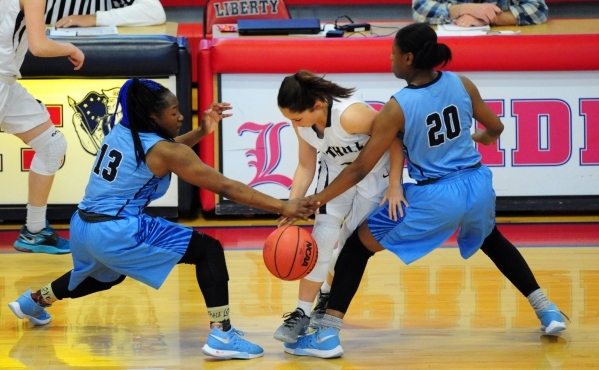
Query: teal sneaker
284 327 343 358
13 222 70 254
8 290 52 326
202 327 264 359
536 303 569 335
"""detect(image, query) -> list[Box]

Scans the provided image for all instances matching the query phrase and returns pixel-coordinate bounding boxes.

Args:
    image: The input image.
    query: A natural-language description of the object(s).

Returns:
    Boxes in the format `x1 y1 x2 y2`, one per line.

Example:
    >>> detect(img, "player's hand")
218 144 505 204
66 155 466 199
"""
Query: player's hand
201 102 232 136
304 194 322 213
471 128 499 145
281 198 314 220
68 45 85 70
277 216 297 226
55 14 97 28
380 183 409 221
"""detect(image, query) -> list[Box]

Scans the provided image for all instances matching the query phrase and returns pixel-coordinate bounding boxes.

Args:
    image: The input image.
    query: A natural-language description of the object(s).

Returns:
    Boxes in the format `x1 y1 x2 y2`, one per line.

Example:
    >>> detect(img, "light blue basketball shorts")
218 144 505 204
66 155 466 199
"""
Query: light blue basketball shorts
368 165 496 265
68 212 193 290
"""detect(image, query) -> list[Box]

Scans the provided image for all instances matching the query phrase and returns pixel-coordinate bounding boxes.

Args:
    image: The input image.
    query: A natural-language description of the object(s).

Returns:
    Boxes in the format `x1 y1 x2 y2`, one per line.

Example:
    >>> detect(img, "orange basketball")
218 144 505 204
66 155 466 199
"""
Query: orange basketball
263 225 318 281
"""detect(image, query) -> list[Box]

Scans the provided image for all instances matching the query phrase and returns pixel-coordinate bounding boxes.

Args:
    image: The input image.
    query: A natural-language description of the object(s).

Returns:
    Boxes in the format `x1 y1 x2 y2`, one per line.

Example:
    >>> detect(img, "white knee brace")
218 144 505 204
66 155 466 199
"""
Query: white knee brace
29 127 67 176
304 214 342 282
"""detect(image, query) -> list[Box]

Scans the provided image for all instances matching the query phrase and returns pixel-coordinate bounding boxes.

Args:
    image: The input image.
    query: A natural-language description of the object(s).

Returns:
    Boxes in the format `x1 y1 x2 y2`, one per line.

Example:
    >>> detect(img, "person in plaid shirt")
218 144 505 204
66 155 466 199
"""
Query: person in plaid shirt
413 0 548 26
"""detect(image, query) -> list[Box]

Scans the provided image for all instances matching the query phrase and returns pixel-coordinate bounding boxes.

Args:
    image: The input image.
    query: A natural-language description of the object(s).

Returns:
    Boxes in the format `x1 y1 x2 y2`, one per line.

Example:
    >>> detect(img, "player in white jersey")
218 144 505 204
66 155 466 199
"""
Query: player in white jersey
273 70 408 344
286 23 568 359
1 0 84 254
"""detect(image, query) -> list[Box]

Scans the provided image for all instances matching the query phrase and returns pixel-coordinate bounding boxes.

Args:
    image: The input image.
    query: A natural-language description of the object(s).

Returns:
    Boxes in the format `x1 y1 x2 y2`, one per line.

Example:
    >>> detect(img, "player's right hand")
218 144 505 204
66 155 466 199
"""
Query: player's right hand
69 46 85 70
281 198 314 221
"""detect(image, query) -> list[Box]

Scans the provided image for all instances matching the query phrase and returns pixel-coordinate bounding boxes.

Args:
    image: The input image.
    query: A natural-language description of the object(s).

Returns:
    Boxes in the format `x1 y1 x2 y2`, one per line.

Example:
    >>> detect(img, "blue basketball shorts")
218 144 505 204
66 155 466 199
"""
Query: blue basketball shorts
367 165 496 264
68 212 193 290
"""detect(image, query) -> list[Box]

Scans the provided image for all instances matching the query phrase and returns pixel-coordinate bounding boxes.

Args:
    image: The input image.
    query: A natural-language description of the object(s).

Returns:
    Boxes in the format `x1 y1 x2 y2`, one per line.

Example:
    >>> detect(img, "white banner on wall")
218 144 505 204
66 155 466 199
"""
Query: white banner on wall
0 77 178 207
220 72 599 199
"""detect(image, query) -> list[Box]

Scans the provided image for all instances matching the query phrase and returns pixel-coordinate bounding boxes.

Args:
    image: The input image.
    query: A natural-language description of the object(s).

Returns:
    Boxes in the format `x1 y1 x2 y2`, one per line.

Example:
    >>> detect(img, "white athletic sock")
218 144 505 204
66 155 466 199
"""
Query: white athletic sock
320 281 331 294
297 300 313 316
321 314 343 332
26 204 47 234
528 288 551 312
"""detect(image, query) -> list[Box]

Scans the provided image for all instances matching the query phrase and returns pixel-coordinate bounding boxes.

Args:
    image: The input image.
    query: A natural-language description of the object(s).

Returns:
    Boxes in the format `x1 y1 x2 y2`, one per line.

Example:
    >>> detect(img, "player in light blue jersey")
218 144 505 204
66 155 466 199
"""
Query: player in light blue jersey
284 23 568 359
8 78 312 360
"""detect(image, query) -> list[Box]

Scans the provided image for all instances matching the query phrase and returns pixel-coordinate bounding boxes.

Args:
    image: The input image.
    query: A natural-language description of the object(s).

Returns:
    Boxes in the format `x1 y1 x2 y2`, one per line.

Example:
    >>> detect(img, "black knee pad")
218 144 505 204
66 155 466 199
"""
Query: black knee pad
181 231 229 282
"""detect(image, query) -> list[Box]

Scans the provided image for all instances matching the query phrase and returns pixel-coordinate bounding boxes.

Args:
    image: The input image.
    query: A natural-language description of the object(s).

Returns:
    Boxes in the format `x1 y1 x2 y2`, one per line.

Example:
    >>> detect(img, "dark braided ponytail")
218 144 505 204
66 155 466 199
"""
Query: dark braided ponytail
394 23 452 70
278 70 356 113
110 78 172 166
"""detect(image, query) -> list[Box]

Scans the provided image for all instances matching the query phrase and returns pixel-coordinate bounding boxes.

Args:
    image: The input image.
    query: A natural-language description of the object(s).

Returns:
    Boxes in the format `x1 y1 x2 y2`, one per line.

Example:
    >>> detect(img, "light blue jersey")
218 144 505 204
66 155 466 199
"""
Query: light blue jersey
69 123 192 290
394 71 481 183
368 71 495 264
79 124 170 217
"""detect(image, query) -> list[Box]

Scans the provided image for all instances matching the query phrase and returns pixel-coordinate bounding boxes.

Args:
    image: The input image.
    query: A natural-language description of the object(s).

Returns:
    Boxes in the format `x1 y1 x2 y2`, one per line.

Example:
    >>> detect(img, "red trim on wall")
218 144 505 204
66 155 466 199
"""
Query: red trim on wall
209 35 599 74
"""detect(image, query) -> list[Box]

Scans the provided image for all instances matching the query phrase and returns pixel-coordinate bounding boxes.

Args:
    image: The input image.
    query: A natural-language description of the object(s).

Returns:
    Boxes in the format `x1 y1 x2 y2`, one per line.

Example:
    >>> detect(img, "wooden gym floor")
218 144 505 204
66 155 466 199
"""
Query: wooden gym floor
0 216 598 369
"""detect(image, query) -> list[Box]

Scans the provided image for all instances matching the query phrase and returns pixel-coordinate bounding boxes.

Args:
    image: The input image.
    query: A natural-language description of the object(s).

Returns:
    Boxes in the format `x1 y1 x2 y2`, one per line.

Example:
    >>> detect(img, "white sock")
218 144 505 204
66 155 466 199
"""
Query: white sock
527 288 551 312
26 204 47 233
320 281 331 294
321 314 343 332
297 300 313 316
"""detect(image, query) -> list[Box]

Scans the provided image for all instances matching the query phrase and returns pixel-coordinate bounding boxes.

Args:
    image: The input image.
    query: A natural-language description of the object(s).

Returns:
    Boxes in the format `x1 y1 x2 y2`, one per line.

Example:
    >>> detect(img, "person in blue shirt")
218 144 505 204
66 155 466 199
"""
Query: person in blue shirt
413 0 548 27
7 78 312 360
283 23 567 359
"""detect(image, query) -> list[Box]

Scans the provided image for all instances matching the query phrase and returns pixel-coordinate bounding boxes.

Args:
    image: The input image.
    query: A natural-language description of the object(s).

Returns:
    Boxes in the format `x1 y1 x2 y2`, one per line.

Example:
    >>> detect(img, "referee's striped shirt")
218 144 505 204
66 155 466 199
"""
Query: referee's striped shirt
44 0 134 25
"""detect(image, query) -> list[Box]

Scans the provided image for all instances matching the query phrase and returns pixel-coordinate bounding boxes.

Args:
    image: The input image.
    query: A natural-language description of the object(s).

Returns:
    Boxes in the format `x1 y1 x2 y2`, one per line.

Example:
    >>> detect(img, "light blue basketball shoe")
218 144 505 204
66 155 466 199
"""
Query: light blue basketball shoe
8 290 52 326
536 303 569 335
284 327 344 358
202 327 264 359
14 222 70 254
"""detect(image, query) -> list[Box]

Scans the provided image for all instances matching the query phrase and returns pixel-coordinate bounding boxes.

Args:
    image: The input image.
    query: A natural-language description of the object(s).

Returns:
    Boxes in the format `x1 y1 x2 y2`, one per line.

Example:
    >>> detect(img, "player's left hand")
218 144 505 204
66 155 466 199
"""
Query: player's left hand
55 15 97 28
200 102 232 136
380 183 409 221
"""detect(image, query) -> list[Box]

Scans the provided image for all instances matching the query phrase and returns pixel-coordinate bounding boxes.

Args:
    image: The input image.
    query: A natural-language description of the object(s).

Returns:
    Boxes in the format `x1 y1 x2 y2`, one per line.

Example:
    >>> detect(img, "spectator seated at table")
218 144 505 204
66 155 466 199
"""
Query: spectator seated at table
46 0 166 28
412 0 548 26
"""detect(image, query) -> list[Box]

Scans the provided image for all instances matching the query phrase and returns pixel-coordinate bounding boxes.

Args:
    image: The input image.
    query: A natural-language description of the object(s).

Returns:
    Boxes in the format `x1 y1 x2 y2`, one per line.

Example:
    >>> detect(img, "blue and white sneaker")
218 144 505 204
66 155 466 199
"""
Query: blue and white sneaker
13 222 70 254
536 303 569 335
284 327 343 358
8 290 52 326
202 327 264 359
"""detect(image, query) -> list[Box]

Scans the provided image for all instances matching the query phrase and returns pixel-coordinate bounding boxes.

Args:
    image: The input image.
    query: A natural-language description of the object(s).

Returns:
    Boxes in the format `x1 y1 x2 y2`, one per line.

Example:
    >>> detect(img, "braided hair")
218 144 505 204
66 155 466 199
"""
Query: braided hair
110 78 172 165
277 70 356 113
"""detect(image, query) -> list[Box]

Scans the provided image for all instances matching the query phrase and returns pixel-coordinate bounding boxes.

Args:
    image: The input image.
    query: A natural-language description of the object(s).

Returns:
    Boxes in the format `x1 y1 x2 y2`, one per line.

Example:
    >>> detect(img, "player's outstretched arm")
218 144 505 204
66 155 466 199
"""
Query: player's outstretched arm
147 141 313 220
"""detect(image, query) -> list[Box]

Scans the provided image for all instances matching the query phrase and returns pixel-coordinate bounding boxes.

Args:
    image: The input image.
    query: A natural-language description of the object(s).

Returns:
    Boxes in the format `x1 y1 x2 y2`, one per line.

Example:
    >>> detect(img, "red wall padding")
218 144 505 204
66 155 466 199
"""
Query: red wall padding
197 34 599 210
208 34 599 73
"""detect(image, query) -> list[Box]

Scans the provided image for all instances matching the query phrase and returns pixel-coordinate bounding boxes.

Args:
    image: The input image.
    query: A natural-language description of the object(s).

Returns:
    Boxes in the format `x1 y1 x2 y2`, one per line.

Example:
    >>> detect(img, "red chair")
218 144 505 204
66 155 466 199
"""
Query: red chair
203 0 291 38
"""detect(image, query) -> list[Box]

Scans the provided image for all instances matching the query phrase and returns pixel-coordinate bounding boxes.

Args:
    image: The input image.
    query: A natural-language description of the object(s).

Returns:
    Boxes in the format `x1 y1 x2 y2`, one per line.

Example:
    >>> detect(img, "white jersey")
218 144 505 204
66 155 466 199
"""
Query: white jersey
297 97 389 174
0 0 28 79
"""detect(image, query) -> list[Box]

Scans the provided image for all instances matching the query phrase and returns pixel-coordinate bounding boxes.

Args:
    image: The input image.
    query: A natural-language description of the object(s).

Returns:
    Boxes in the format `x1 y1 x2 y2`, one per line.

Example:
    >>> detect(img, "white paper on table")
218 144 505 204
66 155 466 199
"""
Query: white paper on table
436 23 490 36
46 26 118 37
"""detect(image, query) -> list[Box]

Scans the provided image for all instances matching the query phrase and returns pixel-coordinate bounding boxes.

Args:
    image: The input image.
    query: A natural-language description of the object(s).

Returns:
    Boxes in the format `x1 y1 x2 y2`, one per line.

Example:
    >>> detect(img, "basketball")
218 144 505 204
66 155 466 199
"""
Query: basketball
263 225 318 281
